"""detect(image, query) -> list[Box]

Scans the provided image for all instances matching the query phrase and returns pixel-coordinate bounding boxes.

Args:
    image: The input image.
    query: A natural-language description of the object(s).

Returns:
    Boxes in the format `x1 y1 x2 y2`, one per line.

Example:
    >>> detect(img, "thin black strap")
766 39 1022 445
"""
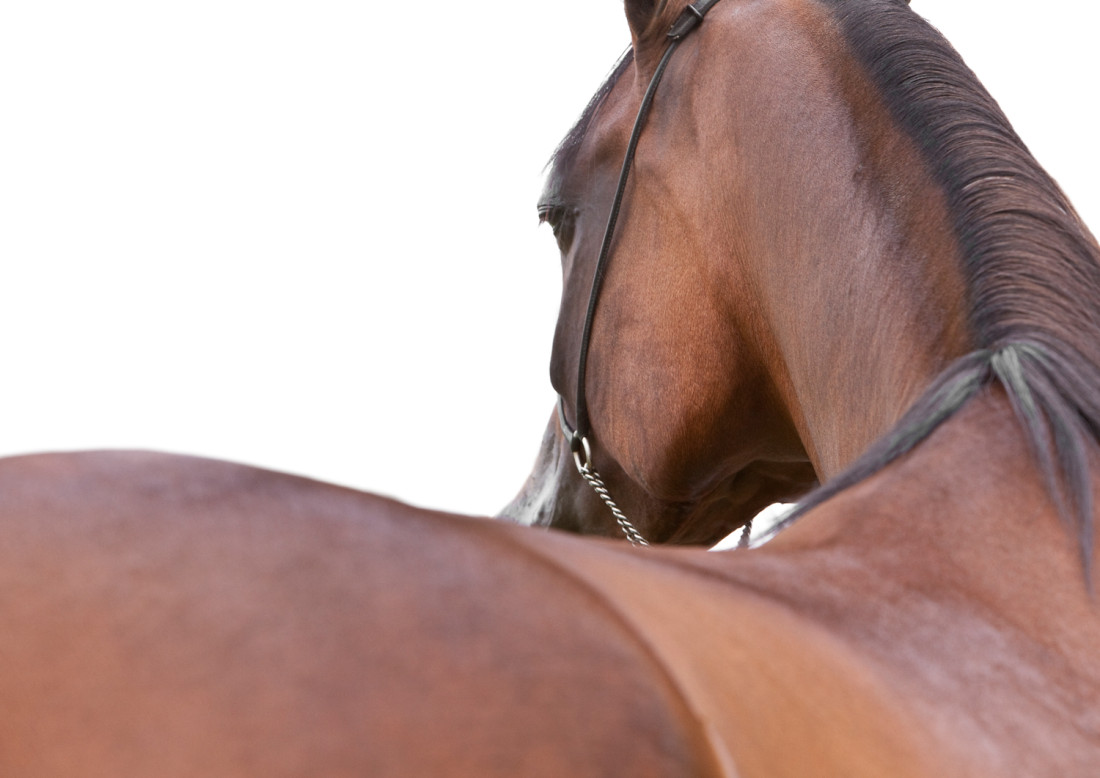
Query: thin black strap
572 38 681 440
569 0 724 444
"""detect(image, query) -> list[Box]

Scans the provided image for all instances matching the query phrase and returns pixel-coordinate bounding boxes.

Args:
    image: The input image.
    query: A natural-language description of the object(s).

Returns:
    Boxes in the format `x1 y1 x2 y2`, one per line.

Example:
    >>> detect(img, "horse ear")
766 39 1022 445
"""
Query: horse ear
624 0 667 42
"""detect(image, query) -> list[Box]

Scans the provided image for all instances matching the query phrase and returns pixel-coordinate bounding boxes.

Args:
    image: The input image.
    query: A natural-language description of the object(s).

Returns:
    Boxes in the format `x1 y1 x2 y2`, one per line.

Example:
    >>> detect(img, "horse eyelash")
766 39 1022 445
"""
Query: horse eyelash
540 204 581 232
537 203 562 223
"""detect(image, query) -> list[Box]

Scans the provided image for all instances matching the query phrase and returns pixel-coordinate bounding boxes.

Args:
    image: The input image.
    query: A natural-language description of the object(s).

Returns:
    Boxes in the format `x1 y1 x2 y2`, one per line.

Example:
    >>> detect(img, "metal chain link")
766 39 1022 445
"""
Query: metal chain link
737 517 753 549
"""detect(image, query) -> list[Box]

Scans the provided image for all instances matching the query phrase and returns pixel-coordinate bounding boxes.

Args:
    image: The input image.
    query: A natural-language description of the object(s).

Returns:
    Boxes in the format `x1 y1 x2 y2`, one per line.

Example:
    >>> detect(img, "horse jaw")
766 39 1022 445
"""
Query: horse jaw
499 410 817 546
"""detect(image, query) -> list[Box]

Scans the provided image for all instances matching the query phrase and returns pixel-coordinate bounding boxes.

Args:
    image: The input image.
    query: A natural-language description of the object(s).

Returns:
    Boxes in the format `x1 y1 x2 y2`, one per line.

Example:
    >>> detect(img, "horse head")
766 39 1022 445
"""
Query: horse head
503 0 977 545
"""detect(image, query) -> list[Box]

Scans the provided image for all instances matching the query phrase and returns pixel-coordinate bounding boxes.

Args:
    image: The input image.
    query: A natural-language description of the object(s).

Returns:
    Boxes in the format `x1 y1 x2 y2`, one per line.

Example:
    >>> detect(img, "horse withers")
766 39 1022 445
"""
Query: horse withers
2 0 1100 775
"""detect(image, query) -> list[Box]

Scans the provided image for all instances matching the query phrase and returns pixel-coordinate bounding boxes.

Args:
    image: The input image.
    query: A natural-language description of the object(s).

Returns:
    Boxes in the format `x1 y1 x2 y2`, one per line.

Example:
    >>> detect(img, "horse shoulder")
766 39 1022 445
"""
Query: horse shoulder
520 535 973 777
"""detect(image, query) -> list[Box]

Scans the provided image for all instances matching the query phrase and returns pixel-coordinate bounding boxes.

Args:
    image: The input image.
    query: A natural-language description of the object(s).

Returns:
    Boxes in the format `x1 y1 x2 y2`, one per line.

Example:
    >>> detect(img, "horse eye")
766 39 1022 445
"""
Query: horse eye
538 204 576 246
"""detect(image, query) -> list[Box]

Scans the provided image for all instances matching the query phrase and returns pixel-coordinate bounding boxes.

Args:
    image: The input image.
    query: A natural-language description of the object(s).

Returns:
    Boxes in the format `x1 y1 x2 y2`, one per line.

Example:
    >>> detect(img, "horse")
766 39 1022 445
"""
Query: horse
3 0 1100 774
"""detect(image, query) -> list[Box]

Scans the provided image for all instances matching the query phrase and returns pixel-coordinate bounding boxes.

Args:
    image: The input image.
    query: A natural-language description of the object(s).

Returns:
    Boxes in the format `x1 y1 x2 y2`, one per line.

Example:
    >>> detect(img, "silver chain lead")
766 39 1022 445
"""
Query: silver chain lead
576 462 650 547
561 419 649 547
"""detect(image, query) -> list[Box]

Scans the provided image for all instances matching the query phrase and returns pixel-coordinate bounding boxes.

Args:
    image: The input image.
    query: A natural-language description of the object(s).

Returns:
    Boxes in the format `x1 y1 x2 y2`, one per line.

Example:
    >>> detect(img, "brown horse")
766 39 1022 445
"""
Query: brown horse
3 0 1100 774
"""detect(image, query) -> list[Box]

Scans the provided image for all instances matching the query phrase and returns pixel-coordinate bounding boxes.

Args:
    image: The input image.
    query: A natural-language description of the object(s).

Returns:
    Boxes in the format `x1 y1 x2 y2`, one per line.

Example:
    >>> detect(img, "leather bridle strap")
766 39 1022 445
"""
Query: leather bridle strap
558 0 726 545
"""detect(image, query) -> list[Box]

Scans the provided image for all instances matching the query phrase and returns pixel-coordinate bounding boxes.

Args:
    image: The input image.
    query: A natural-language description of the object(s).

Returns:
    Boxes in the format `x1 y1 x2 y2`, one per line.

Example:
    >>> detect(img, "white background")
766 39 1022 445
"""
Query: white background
2 1 1097 518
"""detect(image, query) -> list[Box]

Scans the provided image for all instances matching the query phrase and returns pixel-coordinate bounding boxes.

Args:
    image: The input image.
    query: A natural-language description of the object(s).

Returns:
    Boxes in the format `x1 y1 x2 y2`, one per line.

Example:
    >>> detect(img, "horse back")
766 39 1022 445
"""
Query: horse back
0 451 724 776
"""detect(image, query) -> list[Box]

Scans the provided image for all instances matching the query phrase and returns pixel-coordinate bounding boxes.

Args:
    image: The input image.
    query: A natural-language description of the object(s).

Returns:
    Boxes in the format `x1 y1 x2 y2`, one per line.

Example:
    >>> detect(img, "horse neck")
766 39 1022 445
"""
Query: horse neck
713 8 972 480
